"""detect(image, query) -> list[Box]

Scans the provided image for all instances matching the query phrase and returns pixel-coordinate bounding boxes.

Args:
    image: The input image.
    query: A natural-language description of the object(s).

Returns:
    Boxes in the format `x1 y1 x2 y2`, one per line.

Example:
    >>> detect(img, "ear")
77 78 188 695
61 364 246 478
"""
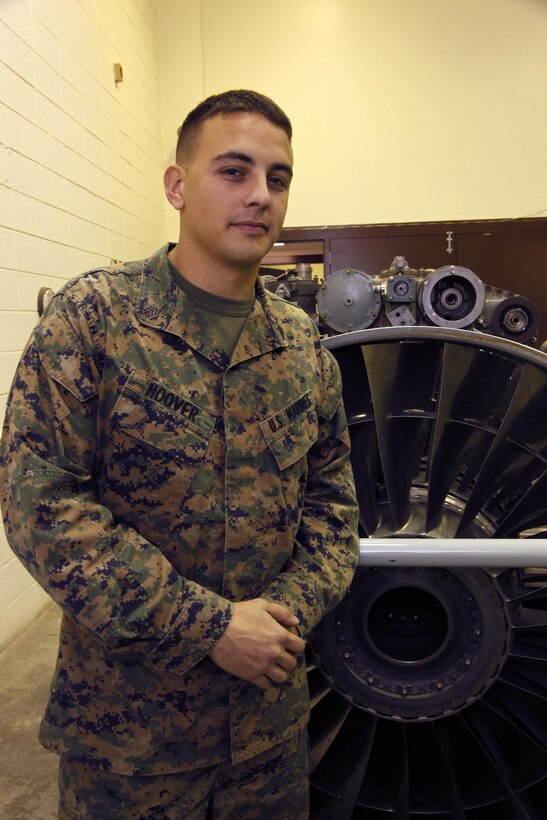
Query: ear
163 164 185 211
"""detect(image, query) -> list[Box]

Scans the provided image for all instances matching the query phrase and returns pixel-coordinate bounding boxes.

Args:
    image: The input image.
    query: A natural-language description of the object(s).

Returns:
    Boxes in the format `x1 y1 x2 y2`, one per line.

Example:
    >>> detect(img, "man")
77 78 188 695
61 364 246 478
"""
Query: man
0 90 359 818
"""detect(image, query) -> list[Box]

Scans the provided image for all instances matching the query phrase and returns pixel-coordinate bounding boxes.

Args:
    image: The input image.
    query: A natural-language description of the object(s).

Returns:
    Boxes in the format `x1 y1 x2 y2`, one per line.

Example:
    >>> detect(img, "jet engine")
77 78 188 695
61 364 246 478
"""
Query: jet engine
309 327 547 819
264 260 547 818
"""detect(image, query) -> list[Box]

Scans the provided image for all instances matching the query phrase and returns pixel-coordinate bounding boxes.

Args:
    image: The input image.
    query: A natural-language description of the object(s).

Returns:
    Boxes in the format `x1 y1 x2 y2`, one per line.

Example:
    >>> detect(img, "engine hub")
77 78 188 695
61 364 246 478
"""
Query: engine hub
311 565 509 721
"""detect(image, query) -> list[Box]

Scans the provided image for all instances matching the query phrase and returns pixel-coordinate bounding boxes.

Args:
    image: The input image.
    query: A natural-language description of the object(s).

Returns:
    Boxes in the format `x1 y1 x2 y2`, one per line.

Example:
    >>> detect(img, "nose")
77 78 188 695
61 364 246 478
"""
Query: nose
244 172 271 208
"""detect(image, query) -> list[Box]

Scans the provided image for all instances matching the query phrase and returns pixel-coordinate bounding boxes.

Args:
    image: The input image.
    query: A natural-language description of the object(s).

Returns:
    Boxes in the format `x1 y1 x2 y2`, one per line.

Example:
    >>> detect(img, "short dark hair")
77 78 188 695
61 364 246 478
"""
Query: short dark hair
176 89 292 162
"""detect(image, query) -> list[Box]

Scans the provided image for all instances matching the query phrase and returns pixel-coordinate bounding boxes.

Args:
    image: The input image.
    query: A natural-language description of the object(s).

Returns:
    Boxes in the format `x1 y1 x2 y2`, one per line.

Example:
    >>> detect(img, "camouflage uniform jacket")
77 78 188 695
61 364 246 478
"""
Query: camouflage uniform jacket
0 244 359 775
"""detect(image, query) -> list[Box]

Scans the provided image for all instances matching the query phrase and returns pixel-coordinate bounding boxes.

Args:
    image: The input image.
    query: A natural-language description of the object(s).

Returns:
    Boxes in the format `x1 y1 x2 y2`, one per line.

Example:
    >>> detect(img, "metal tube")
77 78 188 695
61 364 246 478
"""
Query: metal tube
359 538 547 567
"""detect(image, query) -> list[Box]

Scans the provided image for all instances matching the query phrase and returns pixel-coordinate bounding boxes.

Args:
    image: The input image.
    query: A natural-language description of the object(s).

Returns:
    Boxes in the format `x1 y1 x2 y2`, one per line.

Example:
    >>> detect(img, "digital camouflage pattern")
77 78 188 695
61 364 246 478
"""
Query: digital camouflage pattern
59 730 308 818
0 244 359 775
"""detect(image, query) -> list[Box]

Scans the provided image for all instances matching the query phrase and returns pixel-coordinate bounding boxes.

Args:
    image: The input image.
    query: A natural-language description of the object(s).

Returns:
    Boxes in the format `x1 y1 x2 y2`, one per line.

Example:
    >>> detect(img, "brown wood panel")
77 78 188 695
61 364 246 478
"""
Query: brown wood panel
456 228 547 344
327 233 450 276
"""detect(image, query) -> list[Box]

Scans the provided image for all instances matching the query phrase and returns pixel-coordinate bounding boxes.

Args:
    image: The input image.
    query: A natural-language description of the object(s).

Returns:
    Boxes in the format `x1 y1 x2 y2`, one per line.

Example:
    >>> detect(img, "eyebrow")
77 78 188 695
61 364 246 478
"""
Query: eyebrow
213 150 293 179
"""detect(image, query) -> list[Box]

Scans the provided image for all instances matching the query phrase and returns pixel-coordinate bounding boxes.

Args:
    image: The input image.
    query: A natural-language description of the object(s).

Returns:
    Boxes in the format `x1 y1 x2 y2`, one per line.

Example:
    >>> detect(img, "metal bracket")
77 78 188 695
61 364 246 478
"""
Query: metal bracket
386 305 416 326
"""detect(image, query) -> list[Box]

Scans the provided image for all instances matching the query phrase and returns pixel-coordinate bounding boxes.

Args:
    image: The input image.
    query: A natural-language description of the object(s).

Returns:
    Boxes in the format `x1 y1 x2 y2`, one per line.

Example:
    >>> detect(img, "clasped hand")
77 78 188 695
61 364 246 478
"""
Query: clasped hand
210 598 306 690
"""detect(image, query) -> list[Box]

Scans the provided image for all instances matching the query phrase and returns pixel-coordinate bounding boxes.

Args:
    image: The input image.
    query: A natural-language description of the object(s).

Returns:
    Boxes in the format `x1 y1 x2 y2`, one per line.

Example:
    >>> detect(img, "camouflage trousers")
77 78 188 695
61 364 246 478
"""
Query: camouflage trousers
58 731 309 819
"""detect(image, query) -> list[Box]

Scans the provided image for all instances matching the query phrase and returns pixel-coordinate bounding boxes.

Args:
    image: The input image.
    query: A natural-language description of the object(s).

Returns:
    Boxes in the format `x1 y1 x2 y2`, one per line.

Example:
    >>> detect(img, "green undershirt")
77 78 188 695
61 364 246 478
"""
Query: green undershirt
169 262 255 359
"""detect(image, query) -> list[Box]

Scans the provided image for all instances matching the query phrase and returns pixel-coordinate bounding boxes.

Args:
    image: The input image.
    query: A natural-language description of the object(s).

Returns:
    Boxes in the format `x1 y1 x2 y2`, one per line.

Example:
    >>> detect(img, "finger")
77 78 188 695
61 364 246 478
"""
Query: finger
266 665 289 684
275 651 297 672
284 632 306 654
250 675 271 690
262 600 299 627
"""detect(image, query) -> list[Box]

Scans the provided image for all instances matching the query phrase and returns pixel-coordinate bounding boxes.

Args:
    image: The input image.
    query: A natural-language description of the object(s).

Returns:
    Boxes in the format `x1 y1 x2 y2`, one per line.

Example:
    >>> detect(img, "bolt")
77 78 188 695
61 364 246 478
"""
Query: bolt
464 658 471 666
436 682 443 689
343 651 351 659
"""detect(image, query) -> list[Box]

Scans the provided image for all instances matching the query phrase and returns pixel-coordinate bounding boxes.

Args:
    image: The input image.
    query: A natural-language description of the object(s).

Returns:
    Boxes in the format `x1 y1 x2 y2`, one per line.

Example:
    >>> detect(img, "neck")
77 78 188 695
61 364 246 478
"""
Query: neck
168 245 258 300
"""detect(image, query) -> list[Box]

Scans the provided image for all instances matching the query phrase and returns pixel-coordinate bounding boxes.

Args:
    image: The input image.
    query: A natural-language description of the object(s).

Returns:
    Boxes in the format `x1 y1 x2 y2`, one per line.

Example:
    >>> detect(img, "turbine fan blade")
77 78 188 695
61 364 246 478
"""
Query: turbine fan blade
310 328 547 818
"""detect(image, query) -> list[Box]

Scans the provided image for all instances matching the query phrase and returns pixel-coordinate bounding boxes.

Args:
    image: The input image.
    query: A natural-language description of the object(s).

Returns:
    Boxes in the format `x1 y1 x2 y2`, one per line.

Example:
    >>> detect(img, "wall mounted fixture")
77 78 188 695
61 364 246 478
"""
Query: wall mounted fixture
37 287 54 316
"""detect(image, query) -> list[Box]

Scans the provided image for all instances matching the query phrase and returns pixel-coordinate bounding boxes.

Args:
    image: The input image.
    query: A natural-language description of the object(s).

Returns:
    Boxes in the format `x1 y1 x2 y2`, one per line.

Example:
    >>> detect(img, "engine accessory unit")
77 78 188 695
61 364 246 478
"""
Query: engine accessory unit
317 268 382 333
261 264 320 318
386 304 416 327
268 257 541 346
387 275 416 303
483 293 540 345
419 265 486 328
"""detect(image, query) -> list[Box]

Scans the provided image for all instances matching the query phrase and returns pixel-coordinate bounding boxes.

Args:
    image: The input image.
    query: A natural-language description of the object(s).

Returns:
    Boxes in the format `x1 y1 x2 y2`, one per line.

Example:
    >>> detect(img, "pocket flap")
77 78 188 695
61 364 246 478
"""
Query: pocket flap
113 373 215 460
260 392 318 470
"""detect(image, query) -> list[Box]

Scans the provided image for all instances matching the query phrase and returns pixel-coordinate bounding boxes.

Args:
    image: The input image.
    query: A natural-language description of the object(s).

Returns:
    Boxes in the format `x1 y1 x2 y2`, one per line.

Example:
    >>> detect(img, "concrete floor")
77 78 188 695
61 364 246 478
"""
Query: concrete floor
0 601 61 819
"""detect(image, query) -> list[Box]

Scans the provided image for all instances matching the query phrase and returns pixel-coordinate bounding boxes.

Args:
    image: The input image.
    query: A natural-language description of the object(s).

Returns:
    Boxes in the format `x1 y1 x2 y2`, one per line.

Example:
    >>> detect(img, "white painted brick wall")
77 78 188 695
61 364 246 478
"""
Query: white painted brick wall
0 0 169 650
156 0 204 240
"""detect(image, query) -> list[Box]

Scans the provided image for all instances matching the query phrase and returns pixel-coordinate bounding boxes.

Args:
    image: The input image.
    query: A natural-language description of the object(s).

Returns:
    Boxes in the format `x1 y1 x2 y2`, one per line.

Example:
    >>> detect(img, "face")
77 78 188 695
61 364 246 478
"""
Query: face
166 113 293 278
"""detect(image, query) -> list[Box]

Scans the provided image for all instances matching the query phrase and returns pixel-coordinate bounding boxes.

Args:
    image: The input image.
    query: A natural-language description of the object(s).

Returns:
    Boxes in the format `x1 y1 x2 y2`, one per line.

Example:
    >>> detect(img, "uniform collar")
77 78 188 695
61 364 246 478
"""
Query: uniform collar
136 244 177 328
136 245 289 366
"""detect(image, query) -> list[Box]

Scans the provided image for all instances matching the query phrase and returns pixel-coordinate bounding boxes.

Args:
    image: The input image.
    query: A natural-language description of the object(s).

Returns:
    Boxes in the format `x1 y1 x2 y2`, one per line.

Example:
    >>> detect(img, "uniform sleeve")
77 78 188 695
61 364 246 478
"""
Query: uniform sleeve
0 295 233 676
261 343 360 637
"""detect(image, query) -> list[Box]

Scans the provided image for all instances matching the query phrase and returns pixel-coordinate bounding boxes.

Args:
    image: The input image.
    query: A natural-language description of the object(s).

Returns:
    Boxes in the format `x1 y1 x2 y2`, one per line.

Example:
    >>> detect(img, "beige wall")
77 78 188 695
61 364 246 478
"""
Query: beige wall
200 0 547 227
0 0 166 650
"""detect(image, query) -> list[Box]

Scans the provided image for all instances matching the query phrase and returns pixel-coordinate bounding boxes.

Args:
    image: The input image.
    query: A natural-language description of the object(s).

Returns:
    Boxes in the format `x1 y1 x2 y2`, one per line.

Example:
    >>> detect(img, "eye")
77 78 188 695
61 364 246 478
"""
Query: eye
268 175 289 190
221 167 245 179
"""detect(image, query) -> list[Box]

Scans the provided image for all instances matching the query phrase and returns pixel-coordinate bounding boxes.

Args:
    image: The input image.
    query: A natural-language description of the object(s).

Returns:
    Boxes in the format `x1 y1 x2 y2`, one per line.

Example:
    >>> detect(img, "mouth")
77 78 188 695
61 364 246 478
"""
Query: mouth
230 221 269 235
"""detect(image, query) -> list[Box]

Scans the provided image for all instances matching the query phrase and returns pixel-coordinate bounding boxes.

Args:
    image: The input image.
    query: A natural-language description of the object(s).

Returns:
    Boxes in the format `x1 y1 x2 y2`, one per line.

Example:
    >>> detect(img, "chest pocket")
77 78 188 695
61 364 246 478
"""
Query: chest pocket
260 391 318 523
100 373 215 543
